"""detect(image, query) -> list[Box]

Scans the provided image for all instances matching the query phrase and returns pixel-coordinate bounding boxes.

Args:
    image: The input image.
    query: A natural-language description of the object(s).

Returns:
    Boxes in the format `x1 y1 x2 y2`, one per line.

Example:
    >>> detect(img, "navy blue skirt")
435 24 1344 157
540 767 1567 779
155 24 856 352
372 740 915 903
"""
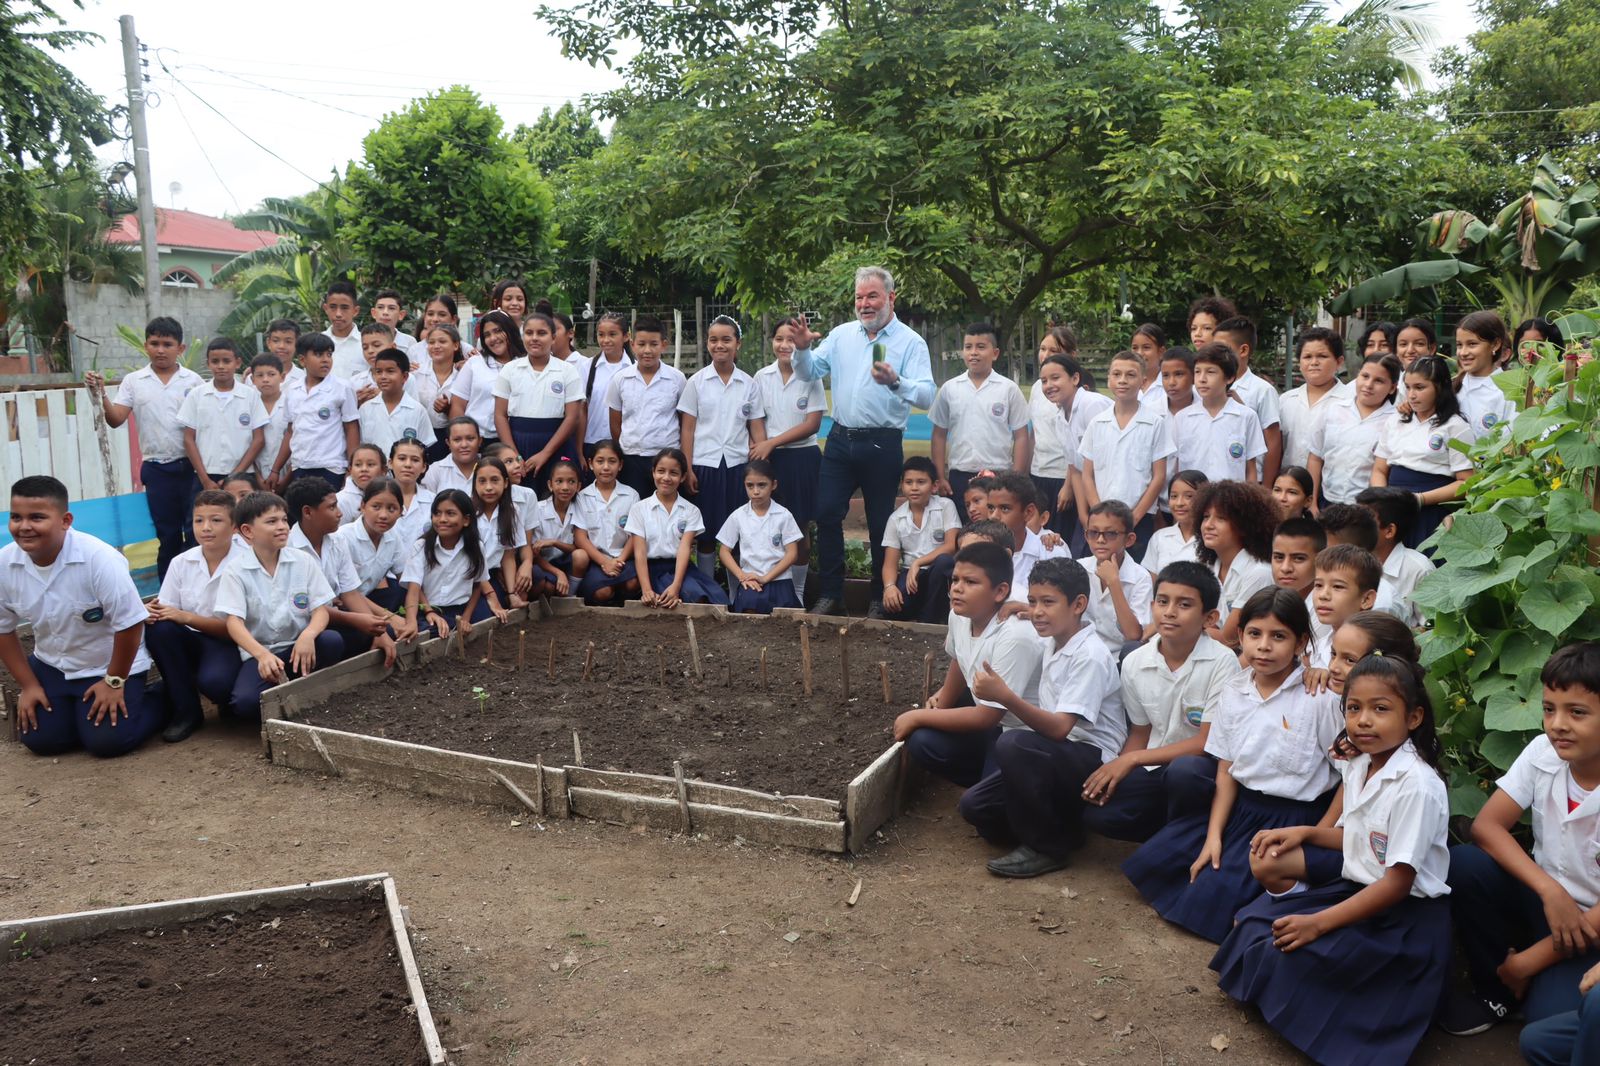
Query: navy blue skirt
1212 880 1452 1066
691 460 746 545
577 558 638 603
732 578 800 614
1386 466 1457 550
646 558 729 605
510 416 577 497
1122 785 1336 943
771 446 821 527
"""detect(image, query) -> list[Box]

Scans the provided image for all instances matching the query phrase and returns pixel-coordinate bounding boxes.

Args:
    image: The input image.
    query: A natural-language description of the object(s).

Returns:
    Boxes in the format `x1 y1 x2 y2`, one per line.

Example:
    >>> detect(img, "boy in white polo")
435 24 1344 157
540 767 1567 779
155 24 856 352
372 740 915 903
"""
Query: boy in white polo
270 332 360 493
606 315 685 498
881 456 961 623
929 322 1030 505
0 476 162 756
1214 317 1283 484
1173 343 1267 484
178 337 269 493
1077 500 1153 657
1079 350 1174 558
214 490 342 721
358 349 436 456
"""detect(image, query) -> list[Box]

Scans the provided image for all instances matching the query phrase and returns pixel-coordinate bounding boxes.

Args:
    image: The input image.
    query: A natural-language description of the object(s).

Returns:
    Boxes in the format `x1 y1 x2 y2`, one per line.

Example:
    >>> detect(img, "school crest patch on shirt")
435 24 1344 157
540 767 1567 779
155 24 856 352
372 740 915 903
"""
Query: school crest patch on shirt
675 519 688 534
770 531 783 548
797 396 809 410
1481 412 1498 429
1427 433 1445 451
402 428 418 439
551 381 565 394
81 606 104 623
292 592 310 610
1184 706 1204 727
237 411 251 427
1369 830 1389 863
990 402 1006 418
317 406 332 421
741 402 754 417
1228 441 1244 459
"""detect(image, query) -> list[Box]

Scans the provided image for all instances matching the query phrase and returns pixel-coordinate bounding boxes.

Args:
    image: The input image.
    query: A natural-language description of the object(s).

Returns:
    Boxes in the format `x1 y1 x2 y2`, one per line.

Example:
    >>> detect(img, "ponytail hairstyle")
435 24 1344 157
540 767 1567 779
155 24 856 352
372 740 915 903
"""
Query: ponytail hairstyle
1337 609 1420 662
1237 586 1313 644
544 457 582 496
472 457 518 550
1360 353 1404 404
1339 653 1442 770
1454 310 1512 384
423 488 484 578
526 297 558 336
589 438 624 464
389 436 429 467
1396 317 1437 362
587 312 635 398
475 308 526 368
1132 322 1167 348
1401 355 1460 426
426 323 465 365
361 476 406 510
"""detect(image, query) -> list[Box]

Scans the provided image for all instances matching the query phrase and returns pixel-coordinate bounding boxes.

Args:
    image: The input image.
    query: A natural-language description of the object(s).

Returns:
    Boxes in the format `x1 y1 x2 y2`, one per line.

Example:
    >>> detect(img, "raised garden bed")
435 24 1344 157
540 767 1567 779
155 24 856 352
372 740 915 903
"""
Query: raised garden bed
261 602 943 852
0 873 447 1065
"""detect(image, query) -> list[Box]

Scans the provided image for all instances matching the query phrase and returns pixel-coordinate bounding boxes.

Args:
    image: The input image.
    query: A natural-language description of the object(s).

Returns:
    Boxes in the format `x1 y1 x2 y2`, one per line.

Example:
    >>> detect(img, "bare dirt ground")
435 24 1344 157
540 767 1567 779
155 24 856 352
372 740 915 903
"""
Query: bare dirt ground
2 729 1522 1066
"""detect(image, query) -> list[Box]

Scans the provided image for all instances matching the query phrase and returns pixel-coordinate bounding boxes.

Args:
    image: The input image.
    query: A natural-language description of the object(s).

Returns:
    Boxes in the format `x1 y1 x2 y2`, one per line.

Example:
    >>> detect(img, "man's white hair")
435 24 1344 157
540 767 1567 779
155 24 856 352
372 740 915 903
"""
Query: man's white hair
855 266 895 294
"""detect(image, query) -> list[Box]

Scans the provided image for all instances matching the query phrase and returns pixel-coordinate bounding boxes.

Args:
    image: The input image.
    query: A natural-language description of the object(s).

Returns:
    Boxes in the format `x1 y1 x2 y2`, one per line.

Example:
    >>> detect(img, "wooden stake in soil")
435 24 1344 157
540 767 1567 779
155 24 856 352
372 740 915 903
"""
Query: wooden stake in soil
547 638 557 679
517 631 526 671
535 754 545 815
685 617 703 678
800 624 813 695
879 661 891 704
839 626 852 701
656 645 666 684
459 628 469 661
759 647 768 689
490 770 540 818
673 760 692 833
921 652 935 706
486 629 494 665
582 641 596 681
572 730 584 766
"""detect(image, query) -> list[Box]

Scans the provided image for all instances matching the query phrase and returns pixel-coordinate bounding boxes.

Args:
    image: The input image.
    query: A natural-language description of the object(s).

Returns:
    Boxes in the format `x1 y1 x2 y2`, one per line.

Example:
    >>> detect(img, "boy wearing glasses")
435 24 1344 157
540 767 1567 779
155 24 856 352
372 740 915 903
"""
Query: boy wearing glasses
1077 499 1151 658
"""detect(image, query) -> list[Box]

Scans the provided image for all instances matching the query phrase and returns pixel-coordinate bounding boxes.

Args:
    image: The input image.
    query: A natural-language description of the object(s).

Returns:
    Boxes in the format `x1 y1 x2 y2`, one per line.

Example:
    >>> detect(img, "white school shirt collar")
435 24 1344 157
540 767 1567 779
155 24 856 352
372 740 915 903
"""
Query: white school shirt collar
683 364 760 467
2 528 152 676
1339 740 1451 896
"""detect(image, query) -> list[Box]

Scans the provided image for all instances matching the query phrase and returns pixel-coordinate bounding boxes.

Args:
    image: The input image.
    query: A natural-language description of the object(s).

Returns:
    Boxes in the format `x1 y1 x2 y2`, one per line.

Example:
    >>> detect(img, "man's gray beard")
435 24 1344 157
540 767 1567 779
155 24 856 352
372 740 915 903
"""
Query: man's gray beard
859 308 891 333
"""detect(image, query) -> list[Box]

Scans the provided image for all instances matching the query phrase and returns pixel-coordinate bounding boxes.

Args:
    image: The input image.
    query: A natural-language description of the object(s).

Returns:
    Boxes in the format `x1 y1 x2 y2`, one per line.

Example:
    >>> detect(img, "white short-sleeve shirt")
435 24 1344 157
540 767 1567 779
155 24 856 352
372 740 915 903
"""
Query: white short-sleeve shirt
492 357 585 420
1375 414 1475 478
1279 380 1350 471
928 372 1030 473
393 486 436 546
1232 368 1282 431
1010 527 1070 603
113 365 204 463
334 482 364 525
1379 545 1434 629
1059 390 1114 460
331 520 405 595
158 543 246 621
1077 553 1154 655
256 396 291 480
576 354 634 445
448 354 506 438
1457 374 1516 441
1500 735 1600 908
409 363 458 431
1215 552 1275 620
716 501 803 576
1204 665 1342 800
606 363 687 455
1120 634 1242 758
214 546 336 659
1309 396 1396 505
882 496 960 566
625 493 705 557
420 460 473 496
357 394 436 456
477 505 528 565
285 375 359 473
529 497 576 561
1141 525 1198 579
678 365 764 468
0 529 152 678
944 612 1043 729
1079 406 1176 515
325 329 365 381
754 362 826 449
1037 626 1127 763
176 382 269 474
1028 383 1071 478
399 537 490 608
1337 741 1450 897
1173 399 1267 483
287 525 360 597
573 482 640 556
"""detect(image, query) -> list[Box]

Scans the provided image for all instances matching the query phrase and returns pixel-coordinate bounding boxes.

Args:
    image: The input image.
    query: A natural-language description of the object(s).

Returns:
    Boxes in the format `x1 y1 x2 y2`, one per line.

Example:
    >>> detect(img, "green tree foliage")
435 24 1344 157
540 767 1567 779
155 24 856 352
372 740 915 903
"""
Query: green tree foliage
214 180 358 341
537 0 1459 325
0 1 116 285
343 87 557 304
512 103 606 177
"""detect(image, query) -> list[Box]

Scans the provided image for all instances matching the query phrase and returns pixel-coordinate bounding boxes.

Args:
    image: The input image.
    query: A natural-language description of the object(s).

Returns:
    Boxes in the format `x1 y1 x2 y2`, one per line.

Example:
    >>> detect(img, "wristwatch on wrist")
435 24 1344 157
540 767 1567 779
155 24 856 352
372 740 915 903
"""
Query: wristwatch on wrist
102 675 125 690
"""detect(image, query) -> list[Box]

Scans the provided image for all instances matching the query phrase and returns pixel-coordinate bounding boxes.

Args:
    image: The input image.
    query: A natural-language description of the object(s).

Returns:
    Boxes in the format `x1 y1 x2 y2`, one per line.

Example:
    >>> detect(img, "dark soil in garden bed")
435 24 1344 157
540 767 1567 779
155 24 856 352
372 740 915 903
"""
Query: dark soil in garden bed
0 898 428 1065
300 614 949 799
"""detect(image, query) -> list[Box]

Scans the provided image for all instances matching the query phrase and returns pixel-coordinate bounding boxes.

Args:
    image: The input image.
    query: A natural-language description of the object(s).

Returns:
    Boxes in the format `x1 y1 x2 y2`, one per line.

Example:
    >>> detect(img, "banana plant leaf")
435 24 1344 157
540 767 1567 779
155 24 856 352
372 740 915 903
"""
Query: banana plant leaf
1329 259 1485 315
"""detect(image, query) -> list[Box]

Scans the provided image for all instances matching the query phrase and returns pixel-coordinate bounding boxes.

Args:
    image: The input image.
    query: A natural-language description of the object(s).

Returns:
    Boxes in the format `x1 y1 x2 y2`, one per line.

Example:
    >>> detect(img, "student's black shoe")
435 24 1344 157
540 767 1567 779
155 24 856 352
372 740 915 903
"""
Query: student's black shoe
865 601 886 620
808 597 843 616
986 845 1072 879
161 711 203 744
1437 990 1511 1036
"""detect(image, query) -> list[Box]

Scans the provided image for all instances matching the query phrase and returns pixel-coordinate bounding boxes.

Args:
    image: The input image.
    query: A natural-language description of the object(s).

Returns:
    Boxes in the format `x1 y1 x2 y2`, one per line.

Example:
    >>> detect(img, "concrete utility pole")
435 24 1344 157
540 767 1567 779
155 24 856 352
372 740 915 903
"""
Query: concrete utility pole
120 15 161 322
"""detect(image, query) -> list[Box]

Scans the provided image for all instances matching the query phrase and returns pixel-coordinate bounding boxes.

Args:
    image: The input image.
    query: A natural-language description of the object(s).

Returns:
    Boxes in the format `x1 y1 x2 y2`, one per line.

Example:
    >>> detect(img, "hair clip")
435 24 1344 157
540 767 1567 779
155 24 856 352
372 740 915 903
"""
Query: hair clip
711 313 743 340
1371 649 1384 657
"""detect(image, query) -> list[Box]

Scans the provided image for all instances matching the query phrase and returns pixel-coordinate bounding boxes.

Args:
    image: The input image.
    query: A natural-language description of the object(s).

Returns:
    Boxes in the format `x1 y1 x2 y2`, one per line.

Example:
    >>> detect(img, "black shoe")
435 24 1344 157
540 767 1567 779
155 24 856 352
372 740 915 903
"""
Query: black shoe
1437 990 1511 1036
808 597 843 616
986 845 1072 879
161 711 203 744
865 601 886 620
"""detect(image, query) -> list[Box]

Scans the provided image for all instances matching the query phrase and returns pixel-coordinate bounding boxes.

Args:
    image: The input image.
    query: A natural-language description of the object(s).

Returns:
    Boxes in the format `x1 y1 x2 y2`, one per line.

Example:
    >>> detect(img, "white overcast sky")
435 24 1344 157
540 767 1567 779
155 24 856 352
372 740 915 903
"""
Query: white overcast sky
51 0 1481 219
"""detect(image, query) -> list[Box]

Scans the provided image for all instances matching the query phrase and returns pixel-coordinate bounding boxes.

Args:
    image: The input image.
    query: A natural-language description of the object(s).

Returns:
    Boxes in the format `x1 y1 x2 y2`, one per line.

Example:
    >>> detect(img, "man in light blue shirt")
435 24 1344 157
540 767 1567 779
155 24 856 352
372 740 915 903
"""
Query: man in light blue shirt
793 266 935 615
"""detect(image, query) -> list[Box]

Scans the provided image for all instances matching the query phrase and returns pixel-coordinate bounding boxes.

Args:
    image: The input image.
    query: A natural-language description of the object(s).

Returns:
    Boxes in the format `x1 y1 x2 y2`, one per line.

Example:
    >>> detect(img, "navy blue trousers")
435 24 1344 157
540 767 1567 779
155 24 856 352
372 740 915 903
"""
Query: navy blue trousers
18 656 161 757
1082 754 1219 842
1522 985 1600 1065
815 426 902 600
144 620 239 720
959 730 1104 856
290 467 345 493
885 553 955 624
142 458 195 580
228 631 344 721
905 724 1001 789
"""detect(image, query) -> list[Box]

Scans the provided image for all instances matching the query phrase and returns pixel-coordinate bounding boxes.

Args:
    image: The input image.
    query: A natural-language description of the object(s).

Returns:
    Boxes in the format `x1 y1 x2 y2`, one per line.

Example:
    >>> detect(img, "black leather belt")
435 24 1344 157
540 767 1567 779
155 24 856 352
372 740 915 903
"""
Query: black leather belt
829 424 902 441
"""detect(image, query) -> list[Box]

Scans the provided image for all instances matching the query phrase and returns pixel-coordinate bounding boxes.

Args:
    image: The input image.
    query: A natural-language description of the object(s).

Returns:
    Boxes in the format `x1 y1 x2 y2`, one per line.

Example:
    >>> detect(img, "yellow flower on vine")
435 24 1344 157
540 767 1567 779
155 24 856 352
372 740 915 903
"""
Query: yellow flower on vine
1465 647 1476 657
1553 477 1564 489
1456 697 1467 708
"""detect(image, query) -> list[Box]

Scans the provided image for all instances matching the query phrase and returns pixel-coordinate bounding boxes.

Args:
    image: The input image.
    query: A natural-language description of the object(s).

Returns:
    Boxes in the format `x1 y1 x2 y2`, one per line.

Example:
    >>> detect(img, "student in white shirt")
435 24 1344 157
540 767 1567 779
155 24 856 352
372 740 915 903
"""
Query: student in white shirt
1278 326 1350 471
1308 353 1400 508
331 477 408 613
607 315 686 498
1130 322 1171 412
577 312 635 464
449 308 521 442
358 349 436 457
1214 316 1283 485
1077 500 1153 658
144 489 245 742
370 289 423 366
472 457 533 605
1173 343 1267 484
179 338 269 493
572 440 642 605
680 315 767 582
257 319 304 392
250 354 293 488
320 280 365 381
1142 470 1206 580
717 458 803 614
1078 350 1174 557
1372 355 1475 550
214 490 343 721
1446 643 1600 1036
495 310 585 494
1454 311 1517 441
625 446 728 607
528 459 583 599
959 557 1126 878
269 333 360 494
1083 561 1240 842
1028 328 1082 538
337 444 386 523
353 323 398 404
284 477 398 666
394 488 508 641
386 438 436 547
85 315 204 579
1216 655 1452 1065
893 541 1045 788
750 318 825 600
422 416 483 496
1354 487 1434 629
881 456 961 623
414 323 464 462
1194 478 1278 649
0 476 162 756
929 322 1030 504
1124 588 1340 943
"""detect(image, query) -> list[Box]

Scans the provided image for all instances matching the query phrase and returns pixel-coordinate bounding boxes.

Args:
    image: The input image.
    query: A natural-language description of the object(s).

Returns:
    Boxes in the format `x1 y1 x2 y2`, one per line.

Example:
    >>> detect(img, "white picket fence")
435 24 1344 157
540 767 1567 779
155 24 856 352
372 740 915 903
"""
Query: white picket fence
0 388 134 502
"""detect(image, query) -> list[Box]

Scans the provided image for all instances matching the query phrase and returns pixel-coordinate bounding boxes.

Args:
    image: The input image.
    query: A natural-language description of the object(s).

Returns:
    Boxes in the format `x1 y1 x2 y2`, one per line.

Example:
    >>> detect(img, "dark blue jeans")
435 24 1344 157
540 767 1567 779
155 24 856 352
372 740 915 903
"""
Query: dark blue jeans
905 724 1001 789
142 458 195 580
18 655 161 757
816 426 902 600
1521 985 1600 1065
